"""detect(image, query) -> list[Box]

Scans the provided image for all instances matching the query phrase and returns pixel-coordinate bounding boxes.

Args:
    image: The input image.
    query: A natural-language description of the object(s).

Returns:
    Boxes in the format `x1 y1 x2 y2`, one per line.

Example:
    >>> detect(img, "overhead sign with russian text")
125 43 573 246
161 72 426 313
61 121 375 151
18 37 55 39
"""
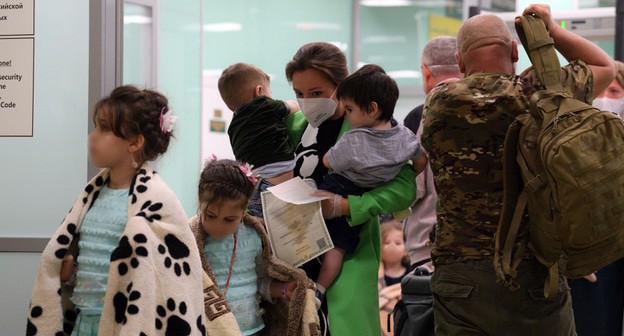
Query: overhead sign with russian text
0 0 34 36
0 38 34 136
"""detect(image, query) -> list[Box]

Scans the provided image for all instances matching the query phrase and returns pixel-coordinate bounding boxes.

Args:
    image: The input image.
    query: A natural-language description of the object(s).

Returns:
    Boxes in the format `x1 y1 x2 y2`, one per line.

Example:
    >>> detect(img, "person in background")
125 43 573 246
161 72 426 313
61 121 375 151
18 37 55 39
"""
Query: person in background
28 85 207 335
422 4 615 335
378 220 411 336
218 62 299 218
403 36 462 271
570 60 624 336
592 60 624 119
285 41 417 336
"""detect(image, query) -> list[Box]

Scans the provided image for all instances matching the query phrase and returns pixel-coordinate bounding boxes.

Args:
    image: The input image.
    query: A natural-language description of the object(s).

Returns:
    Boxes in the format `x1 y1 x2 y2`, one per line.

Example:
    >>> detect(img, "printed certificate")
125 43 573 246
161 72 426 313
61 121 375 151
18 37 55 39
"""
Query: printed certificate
261 178 334 266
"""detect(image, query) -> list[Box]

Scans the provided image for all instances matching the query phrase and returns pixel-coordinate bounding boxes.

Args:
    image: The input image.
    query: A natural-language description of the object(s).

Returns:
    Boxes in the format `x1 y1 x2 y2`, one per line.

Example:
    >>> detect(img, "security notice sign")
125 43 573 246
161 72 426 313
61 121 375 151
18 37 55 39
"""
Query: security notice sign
0 0 34 36
0 38 34 136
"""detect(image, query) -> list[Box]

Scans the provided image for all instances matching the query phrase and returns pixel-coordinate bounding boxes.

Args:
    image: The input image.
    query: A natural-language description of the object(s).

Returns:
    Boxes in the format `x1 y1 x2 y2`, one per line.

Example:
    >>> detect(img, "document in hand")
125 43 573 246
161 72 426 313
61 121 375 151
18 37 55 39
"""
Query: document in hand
261 177 334 266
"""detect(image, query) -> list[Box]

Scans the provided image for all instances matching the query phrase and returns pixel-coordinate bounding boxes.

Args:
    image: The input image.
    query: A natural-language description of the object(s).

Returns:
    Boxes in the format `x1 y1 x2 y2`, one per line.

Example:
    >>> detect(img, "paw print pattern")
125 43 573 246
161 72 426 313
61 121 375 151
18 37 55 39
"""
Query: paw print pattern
113 282 141 325
158 234 191 276
137 200 163 223
129 169 150 204
53 223 78 259
155 298 191 336
111 234 149 276
82 176 104 205
196 315 206 336
26 306 43 336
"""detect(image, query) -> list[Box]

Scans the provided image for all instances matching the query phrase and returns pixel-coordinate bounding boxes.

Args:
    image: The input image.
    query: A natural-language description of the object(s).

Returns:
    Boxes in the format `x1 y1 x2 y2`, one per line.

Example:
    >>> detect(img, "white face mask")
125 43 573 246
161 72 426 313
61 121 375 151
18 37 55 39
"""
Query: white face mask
593 97 624 115
297 97 337 128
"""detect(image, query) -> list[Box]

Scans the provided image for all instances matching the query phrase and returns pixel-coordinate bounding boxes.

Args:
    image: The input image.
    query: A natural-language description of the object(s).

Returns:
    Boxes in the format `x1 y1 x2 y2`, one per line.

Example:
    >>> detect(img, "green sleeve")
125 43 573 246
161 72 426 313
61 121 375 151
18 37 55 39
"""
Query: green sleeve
285 111 307 148
347 164 417 226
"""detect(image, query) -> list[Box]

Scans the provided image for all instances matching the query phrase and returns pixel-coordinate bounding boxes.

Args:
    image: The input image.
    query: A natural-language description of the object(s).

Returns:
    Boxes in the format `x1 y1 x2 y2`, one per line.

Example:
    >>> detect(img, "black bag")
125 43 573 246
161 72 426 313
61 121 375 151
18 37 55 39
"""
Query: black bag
392 262 434 336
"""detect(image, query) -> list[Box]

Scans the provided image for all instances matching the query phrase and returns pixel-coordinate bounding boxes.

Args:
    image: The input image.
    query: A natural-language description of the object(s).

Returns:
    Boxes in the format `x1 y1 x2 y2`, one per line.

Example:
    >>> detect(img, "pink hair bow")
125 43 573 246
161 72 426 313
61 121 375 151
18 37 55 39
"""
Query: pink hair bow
239 163 258 185
159 107 178 133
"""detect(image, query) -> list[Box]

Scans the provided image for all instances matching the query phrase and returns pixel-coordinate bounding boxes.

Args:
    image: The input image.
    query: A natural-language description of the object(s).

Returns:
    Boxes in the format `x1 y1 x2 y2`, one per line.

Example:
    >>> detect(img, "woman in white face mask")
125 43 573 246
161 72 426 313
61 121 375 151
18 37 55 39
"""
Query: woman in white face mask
284 42 417 336
593 60 624 119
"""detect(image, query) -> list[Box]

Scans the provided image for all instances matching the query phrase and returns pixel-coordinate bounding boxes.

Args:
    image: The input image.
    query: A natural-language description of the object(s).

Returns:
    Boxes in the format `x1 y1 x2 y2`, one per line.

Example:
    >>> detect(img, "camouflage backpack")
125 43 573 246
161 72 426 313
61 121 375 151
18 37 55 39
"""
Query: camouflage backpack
494 15 624 298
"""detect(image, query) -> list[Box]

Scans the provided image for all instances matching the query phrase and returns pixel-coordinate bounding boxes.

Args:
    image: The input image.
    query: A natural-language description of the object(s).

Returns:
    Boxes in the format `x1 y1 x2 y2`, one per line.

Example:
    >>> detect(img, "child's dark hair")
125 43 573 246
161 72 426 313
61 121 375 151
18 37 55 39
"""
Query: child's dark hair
335 64 398 122
198 159 254 207
93 85 172 162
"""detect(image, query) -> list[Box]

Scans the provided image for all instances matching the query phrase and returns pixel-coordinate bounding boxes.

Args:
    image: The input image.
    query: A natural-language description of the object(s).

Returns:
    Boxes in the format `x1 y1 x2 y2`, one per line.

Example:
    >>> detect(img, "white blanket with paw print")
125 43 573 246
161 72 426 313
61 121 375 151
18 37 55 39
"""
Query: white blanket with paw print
27 164 207 336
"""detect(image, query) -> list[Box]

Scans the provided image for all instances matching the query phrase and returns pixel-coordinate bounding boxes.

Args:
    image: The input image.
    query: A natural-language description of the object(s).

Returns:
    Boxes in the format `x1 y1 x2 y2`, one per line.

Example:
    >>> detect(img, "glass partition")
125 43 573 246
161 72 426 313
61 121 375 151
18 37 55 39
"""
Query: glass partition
123 1 158 88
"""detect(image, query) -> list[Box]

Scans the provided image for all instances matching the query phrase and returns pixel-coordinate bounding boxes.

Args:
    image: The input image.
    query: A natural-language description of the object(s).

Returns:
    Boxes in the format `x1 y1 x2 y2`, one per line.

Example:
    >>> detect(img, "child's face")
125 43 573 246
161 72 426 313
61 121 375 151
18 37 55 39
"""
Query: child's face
341 98 375 128
382 229 406 265
199 198 247 239
88 115 134 169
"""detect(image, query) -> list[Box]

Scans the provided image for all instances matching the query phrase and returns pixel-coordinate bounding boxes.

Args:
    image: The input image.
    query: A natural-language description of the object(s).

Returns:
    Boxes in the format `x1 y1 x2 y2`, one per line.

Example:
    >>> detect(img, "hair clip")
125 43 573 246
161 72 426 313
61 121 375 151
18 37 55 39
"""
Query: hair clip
238 163 258 185
159 107 178 134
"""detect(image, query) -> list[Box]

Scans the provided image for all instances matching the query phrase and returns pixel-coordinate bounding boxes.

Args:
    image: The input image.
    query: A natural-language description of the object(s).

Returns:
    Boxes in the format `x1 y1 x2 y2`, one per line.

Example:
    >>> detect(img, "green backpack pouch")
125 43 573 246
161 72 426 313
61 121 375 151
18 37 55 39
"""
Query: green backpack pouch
494 14 624 298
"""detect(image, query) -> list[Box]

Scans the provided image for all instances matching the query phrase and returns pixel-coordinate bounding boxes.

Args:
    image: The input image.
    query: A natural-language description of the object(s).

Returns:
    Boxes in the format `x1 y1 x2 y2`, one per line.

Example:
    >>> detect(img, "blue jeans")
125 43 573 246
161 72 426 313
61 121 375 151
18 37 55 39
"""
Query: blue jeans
248 179 273 218
319 174 370 255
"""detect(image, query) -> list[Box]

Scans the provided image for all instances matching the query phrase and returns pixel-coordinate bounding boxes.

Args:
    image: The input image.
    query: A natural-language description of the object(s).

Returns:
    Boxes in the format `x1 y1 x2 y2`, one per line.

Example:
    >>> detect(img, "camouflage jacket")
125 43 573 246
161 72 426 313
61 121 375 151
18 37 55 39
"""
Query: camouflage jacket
422 60 593 265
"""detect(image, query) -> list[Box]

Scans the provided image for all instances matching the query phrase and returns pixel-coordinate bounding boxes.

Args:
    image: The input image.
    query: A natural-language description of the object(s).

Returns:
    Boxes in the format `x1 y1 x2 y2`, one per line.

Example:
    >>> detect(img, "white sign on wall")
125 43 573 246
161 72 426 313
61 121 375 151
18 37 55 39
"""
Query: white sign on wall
0 38 34 136
0 0 34 136
0 0 34 36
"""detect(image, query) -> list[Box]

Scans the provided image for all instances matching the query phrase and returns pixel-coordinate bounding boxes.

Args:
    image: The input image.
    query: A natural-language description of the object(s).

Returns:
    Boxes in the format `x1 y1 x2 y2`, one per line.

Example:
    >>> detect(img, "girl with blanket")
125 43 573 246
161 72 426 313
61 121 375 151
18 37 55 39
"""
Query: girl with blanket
27 85 207 335
190 159 319 336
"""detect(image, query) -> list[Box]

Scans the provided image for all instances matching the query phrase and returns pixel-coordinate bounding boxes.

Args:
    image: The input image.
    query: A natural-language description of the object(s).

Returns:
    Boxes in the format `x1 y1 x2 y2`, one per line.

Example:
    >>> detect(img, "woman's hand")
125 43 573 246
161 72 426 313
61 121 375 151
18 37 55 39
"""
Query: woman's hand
583 273 597 283
312 190 348 219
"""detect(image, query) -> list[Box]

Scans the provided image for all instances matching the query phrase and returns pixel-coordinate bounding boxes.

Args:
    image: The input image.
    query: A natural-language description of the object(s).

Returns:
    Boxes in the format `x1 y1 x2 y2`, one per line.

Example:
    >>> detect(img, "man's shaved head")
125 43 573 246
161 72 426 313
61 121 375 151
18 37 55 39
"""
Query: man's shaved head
457 14 513 55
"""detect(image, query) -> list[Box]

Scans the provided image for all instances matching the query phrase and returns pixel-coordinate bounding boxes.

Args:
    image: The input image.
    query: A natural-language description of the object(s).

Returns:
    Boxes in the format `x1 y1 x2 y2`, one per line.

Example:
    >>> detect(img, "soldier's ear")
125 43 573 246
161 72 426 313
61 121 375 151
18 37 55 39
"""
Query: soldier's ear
511 39 519 63
455 51 465 73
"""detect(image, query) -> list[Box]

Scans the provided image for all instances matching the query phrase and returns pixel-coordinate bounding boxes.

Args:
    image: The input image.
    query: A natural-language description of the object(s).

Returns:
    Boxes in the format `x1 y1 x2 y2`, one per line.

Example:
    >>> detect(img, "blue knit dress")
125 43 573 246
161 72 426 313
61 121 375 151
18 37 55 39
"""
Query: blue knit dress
204 222 265 335
70 185 128 336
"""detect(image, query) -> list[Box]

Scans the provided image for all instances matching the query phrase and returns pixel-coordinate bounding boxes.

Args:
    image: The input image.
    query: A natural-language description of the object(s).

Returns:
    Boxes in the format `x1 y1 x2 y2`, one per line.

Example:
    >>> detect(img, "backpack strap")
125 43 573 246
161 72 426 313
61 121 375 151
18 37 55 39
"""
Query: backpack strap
526 241 560 299
515 15 563 92
495 120 526 289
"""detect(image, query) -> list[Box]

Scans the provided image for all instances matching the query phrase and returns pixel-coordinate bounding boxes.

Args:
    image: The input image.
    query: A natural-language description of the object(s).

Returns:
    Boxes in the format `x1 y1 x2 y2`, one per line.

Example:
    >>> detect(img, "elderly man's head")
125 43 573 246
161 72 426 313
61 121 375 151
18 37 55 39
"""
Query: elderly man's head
421 36 462 93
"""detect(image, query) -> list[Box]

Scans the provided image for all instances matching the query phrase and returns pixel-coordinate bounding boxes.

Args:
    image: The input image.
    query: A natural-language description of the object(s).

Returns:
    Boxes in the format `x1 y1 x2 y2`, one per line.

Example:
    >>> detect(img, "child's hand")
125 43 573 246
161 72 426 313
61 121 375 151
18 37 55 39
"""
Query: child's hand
283 280 297 299
286 100 300 113
60 254 76 285
271 280 298 300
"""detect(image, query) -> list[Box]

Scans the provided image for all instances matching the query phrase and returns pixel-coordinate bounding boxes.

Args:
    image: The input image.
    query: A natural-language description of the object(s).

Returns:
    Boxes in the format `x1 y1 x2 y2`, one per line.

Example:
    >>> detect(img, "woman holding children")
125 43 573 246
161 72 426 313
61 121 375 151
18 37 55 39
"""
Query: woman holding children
284 42 417 336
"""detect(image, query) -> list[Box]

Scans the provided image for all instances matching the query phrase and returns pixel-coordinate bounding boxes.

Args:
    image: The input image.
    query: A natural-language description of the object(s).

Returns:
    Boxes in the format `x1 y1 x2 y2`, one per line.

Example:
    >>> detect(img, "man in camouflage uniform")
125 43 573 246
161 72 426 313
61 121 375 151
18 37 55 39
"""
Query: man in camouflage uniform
421 4 615 335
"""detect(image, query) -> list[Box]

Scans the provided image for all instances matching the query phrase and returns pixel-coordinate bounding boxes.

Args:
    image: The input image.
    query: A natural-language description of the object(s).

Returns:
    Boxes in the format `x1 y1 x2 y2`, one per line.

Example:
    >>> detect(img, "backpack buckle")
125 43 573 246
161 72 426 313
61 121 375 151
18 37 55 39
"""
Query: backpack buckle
525 173 547 193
